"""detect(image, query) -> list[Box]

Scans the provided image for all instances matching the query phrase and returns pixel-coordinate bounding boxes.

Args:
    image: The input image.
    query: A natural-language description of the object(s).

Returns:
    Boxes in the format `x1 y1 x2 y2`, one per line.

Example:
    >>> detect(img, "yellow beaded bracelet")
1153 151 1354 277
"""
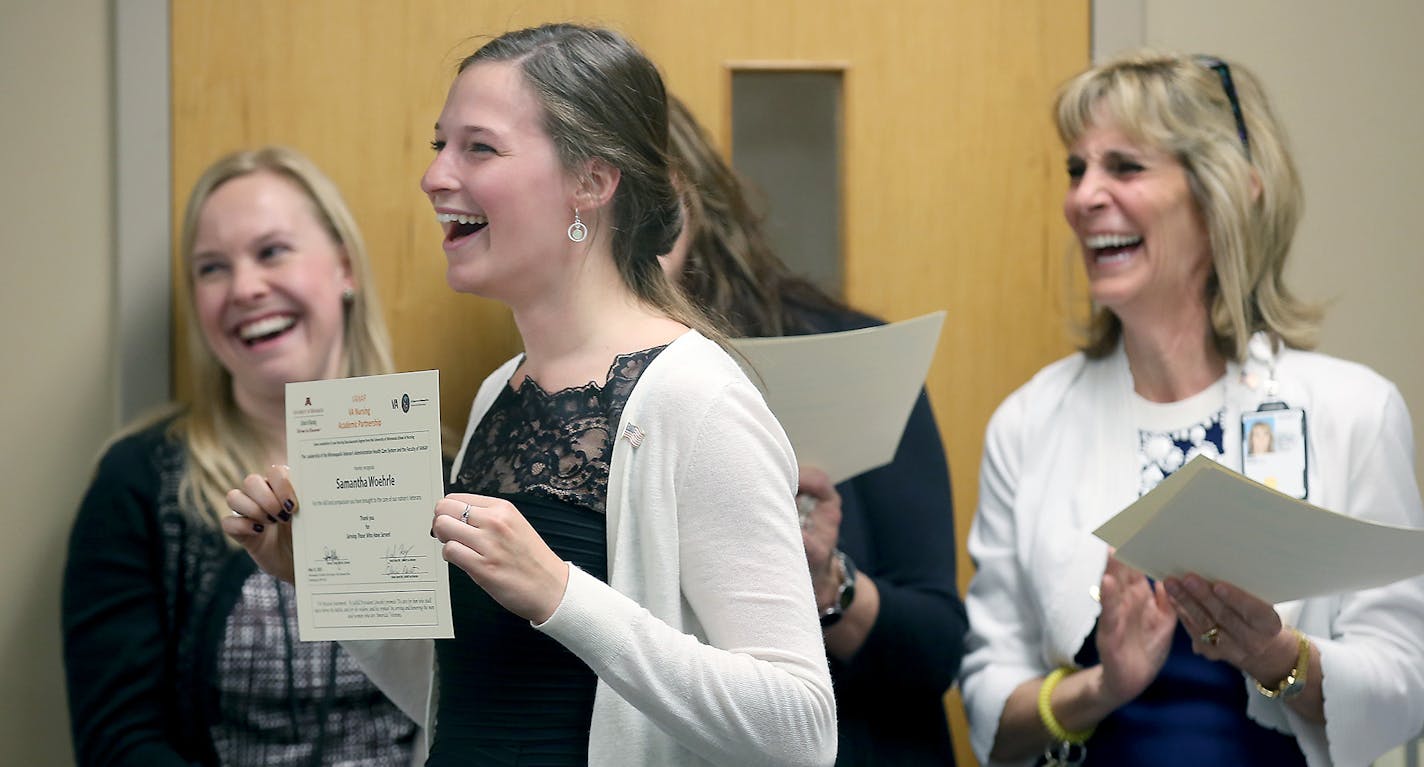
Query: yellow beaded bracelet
1037 667 1095 744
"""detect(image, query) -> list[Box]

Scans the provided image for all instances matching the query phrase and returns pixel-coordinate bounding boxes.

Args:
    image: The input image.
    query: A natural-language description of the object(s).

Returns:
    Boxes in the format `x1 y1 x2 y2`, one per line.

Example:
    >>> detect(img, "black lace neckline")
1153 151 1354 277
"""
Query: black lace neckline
509 345 669 398
454 345 667 515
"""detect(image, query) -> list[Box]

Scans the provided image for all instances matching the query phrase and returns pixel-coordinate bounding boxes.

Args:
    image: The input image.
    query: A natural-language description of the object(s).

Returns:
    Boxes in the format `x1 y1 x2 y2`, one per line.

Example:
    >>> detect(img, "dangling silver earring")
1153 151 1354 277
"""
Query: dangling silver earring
567 207 588 242
342 287 356 304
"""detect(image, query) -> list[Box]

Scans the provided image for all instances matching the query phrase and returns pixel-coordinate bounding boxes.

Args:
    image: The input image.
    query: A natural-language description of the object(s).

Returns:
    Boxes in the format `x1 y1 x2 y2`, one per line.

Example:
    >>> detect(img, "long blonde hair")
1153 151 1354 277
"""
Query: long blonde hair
1055 51 1321 361
174 147 394 526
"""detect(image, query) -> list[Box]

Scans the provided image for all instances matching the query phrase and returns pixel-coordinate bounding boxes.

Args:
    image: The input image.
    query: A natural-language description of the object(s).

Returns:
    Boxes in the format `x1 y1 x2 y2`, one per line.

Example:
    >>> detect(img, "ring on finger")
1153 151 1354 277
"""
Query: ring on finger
461 503 472 525
1201 626 1221 646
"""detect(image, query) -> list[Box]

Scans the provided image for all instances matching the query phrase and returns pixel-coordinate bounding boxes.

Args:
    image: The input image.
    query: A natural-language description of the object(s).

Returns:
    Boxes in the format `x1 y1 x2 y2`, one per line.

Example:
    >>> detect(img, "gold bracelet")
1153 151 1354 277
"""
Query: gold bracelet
1255 628 1311 700
1037 667 1095 743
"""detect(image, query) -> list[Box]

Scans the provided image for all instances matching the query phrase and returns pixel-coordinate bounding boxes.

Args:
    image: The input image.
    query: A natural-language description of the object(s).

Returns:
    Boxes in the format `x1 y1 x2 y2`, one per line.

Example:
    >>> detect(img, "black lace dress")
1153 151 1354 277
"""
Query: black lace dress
426 347 665 767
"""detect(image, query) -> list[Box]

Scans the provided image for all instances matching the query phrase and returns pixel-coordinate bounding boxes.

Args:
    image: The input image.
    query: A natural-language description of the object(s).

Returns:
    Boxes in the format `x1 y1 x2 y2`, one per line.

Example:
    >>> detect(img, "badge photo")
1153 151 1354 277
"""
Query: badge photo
1241 405 1308 499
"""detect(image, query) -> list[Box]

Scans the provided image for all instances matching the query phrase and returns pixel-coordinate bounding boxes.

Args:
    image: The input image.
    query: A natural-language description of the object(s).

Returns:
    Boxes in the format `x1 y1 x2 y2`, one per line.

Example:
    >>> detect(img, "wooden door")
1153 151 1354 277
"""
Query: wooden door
172 3 1089 763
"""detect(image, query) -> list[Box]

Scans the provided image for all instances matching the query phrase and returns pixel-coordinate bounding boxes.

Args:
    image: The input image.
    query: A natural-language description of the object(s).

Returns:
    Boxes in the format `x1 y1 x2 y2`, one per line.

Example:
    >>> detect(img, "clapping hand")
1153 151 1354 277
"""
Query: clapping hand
1095 555 1177 707
1165 574 1298 682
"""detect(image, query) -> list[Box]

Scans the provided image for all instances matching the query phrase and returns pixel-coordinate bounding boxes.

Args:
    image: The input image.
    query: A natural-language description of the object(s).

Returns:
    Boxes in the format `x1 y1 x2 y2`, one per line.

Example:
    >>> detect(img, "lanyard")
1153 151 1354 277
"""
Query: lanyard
1239 333 1309 499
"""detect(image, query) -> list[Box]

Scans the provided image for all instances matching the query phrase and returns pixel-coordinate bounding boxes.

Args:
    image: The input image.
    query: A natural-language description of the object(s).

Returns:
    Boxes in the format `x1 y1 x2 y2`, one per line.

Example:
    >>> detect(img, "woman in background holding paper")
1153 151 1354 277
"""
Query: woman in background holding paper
662 96 968 765
62 148 418 765
959 52 1424 766
225 25 836 766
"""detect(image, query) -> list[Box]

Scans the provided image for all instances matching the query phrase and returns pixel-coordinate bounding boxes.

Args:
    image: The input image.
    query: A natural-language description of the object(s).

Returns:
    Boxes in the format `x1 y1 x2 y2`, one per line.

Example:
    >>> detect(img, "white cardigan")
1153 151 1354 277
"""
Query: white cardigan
346 330 837 766
959 342 1424 767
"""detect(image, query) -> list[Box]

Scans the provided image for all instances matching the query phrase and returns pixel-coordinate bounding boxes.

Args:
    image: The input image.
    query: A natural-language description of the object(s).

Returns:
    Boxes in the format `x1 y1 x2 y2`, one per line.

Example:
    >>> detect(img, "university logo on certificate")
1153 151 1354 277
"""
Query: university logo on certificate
286 370 454 640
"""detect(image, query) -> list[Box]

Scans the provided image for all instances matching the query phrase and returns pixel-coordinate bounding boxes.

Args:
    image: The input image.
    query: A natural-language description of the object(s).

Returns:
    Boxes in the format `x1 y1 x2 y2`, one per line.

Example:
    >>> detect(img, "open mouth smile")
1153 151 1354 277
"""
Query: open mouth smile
234 314 297 346
1084 232 1143 265
436 212 489 245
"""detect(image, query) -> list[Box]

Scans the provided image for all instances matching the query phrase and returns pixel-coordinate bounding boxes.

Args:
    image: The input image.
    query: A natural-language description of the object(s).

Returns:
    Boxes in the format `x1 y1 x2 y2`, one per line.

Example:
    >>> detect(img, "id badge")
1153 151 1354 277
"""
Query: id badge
1241 405 1308 499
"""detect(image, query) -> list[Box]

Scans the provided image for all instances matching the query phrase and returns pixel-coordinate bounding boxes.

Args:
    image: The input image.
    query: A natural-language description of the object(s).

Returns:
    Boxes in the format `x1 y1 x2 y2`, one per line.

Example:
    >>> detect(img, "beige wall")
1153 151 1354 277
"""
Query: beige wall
0 0 113 764
1097 0 1424 484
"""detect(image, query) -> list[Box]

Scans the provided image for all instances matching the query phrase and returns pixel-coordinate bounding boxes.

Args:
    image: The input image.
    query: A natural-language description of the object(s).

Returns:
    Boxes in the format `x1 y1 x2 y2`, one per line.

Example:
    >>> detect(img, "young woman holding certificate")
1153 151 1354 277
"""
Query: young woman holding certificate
62 147 417 765
958 52 1424 766
224 24 836 767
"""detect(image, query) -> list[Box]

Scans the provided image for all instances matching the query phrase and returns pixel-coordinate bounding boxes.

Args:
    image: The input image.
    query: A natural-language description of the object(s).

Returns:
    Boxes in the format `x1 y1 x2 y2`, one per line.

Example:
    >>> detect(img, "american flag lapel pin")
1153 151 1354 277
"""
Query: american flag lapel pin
621 423 645 448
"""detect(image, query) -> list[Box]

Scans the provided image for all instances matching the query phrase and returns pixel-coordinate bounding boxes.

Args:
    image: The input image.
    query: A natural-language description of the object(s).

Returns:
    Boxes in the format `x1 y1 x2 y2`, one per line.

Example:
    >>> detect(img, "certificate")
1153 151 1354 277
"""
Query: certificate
286 370 453 641
1094 456 1424 603
728 311 945 485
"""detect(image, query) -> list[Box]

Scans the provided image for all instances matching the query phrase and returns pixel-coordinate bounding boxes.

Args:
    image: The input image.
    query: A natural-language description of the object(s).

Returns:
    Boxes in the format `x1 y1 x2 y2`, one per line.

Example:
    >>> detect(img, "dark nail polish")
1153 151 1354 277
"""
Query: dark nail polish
266 513 278 523
278 510 292 522
252 523 265 533
284 498 295 512
429 526 436 538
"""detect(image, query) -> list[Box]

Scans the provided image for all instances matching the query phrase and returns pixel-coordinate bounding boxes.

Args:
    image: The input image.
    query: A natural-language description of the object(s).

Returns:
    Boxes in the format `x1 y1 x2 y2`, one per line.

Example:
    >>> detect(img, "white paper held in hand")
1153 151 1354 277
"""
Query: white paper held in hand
1094 455 1424 604
728 311 946 486
286 369 453 641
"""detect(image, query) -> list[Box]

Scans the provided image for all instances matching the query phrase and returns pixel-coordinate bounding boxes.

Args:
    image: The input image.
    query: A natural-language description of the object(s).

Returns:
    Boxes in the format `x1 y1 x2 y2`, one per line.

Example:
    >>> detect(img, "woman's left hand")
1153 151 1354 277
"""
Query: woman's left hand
1165 574 1300 682
433 493 570 624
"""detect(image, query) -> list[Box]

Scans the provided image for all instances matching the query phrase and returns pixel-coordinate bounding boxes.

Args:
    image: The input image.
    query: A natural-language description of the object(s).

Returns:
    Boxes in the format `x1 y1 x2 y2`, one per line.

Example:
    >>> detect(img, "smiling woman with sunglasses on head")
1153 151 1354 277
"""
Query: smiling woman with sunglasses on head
958 51 1424 766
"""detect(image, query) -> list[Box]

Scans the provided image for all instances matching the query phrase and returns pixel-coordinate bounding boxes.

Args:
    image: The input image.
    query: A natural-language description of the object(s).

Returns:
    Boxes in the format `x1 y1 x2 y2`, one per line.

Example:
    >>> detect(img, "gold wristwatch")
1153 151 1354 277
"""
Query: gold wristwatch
1255 628 1310 700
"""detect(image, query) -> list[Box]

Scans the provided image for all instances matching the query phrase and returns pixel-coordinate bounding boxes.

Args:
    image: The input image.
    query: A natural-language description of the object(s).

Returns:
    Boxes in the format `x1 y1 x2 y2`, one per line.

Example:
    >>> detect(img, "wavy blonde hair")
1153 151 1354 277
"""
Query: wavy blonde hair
1056 50 1321 361
173 146 394 527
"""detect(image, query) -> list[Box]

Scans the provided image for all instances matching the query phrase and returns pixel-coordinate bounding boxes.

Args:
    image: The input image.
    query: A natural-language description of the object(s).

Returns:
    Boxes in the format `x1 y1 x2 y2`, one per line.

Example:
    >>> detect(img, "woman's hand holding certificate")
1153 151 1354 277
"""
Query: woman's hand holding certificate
228 370 454 641
432 494 571 624
224 463 299 585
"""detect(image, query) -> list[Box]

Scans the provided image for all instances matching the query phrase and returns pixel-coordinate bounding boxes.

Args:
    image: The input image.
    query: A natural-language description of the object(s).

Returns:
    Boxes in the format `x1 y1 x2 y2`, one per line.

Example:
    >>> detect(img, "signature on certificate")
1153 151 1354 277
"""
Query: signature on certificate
382 543 424 577
384 561 425 577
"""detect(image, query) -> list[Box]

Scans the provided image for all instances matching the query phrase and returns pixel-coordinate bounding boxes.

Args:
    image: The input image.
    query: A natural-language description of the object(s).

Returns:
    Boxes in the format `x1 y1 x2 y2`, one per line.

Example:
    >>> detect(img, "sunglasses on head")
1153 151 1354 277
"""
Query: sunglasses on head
1195 55 1251 161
